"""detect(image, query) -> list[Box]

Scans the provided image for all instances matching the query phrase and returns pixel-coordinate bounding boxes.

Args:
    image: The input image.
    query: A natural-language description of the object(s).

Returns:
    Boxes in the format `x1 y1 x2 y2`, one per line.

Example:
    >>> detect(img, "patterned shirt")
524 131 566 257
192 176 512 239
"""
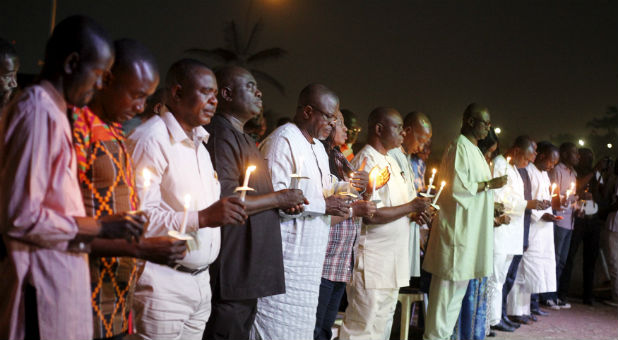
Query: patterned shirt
72 106 138 339
321 145 361 282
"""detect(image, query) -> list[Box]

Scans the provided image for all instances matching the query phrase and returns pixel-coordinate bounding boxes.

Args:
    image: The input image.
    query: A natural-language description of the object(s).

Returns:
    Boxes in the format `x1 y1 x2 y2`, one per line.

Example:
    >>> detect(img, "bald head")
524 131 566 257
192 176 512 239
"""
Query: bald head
367 107 404 152
402 111 432 154
295 83 340 141
215 65 263 121
297 83 339 108
461 102 491 142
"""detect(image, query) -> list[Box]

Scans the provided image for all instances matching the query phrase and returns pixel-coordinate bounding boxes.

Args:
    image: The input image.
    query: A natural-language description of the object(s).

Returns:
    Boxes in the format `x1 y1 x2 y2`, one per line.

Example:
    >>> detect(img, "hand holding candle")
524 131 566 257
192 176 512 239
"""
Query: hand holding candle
239 165 256 201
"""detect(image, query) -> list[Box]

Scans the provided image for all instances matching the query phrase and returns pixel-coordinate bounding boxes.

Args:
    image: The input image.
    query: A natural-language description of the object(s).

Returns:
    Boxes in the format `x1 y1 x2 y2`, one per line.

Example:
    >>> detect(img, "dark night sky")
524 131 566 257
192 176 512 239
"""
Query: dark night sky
3 1 617 156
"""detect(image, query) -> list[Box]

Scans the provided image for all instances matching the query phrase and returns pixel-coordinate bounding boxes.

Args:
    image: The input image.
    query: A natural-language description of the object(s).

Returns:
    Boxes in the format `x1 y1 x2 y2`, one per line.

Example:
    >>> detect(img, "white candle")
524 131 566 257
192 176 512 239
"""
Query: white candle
141 168 152 210
433 181 446 204
550 183 557 196
426 168 436 194
570 182 575 193
240 165 256 201
179 194 191 234
371 168 378 198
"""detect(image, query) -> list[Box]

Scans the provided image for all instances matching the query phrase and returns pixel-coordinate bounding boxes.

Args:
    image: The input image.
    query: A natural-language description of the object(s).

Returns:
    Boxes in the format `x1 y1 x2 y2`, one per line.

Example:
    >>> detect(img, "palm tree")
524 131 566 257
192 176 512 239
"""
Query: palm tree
186 19 287 94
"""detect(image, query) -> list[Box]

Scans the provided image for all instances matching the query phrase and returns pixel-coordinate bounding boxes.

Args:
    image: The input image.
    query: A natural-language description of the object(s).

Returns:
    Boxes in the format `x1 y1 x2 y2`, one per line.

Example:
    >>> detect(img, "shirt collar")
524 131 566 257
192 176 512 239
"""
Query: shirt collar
39 80 67 113
160 107 209 145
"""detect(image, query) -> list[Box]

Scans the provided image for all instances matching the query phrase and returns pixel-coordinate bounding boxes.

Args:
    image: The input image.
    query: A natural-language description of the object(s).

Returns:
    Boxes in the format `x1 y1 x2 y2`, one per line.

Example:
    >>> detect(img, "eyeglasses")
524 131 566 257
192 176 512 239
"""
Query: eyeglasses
348 127 362 134
300 105 338 124
474 117 491 127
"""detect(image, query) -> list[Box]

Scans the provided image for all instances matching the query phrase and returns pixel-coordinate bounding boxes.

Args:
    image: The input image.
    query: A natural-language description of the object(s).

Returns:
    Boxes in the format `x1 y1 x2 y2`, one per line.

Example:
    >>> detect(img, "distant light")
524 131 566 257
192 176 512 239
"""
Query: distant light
608 143 613 149
494 127 502 135
578 139 585 146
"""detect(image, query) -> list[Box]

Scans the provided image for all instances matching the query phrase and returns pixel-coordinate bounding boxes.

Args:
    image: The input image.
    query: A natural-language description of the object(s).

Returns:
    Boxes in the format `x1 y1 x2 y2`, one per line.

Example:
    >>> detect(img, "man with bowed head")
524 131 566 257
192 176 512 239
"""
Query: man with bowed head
0 16 145 340
422 103 507 340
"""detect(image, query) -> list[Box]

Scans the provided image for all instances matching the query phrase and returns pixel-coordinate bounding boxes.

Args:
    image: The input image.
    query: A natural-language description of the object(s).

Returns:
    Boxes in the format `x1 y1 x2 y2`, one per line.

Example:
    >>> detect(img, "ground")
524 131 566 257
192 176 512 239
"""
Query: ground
494 301 618 340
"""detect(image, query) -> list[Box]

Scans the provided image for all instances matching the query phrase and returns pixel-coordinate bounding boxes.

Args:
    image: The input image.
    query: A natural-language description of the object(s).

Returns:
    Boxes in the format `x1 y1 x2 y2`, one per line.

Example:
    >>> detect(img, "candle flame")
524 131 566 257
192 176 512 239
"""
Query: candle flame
183 194 191 209
551 183 557 189
440 181 446 187
506 156 512 163
570 182 575 190
142 168 152 188
247 165 256 173
432 168 437 174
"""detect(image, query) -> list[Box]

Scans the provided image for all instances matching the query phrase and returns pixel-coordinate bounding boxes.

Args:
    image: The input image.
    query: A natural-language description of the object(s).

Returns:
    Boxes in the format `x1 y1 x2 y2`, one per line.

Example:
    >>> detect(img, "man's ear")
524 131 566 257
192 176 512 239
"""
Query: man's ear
466 116 475 129
169 84 182 103
302 105 312 120
220 86 233 102
103 71 114 88
63 52 80 75
375 122 384 137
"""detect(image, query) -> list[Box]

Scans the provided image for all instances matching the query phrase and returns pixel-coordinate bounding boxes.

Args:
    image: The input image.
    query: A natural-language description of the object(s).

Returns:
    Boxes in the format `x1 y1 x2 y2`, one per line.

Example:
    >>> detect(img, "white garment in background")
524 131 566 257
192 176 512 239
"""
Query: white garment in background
251 123 331 340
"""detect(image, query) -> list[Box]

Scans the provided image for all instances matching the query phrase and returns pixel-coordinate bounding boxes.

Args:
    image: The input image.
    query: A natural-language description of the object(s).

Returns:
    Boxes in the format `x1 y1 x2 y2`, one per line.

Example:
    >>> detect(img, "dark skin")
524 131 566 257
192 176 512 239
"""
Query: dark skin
167 66 248 226
41 32 144 242
363 108 432 226
293 84 350 217
0 55 19 108
402 113 432 156
511 141 550 210
88 58 188 263
216 66 308 215
461 106 508 192
533 149 562 222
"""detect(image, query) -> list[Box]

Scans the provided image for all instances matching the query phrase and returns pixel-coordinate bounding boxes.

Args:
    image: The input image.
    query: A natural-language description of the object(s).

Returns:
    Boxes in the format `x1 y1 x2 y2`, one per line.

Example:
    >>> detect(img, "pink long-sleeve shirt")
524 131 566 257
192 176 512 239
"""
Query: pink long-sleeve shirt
0 81 92 340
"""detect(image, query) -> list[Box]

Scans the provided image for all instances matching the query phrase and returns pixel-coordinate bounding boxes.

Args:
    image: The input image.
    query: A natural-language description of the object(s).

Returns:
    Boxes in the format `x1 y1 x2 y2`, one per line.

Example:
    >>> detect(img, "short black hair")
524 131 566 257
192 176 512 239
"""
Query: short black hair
536 141 558 156
112 38 158 76
0 38 18 60
42 15 112 76
512 135 533 150
165 58 210 90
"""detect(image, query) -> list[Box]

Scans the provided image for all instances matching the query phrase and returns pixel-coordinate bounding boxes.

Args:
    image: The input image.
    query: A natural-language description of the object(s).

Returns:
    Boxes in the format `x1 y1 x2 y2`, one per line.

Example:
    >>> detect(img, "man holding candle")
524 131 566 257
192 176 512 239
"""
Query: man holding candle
388 111 432 281
422 103 507 340
540 142 580 310
203 66 307 340
252 83 350 339
340 107 432 339
72 39 190 339
128 59 247 340
0 16 146 340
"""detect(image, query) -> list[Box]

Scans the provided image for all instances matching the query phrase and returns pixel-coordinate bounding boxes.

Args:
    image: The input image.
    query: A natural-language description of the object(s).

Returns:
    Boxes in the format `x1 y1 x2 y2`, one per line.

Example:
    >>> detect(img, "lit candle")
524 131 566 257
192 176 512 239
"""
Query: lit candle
240 165 256 201
506 156 512 164
433 181 446 204
426 168 437 194
371 168 378 198
570 182 575 193
141 168 152 210
565 189 572 203
179 194 191 234
550 183 557 197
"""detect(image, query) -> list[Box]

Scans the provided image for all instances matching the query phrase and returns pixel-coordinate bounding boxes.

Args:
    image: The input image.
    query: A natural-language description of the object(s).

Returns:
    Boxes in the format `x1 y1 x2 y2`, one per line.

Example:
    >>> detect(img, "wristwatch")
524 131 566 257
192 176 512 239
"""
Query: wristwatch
484 181 490 192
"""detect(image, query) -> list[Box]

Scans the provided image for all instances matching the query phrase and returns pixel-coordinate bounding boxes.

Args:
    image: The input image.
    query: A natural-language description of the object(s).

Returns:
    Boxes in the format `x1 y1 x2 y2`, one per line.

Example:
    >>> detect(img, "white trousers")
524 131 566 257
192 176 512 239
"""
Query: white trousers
507 259 531 316
423 277 468 340
487 253 513 326
340 268 399 340
133 262 212 340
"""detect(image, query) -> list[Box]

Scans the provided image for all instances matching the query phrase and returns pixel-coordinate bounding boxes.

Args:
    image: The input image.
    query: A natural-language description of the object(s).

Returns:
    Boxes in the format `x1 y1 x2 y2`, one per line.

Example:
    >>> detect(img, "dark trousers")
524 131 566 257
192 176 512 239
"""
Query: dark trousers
314 278 346 340
203 297 257 340
540 225 573 302
558 216 601 301
530 293 540 311
502 255 522 318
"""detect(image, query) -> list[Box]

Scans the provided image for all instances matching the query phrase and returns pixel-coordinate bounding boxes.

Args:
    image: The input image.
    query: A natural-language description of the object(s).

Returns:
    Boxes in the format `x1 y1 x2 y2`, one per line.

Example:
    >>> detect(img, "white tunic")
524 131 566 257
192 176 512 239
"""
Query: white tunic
492 155 526 255
388 147 421 278
354 145 412 289
523 163 557 293
251 123 331 340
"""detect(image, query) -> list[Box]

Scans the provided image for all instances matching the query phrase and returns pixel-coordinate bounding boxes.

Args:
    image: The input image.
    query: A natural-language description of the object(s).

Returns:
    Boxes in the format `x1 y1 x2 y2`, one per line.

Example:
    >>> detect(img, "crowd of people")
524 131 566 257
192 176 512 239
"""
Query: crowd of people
0 14 616 340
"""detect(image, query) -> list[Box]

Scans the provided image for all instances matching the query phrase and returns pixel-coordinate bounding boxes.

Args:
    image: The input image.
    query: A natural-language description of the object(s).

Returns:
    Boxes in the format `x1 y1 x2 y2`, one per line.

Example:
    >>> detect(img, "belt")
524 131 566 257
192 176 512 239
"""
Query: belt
170 263 208 276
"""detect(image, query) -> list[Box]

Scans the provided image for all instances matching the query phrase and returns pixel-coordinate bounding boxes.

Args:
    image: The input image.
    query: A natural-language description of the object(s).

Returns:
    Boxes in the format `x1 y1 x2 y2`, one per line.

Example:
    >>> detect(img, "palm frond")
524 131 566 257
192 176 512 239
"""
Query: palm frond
251 68 285 95
247 47 287 64
244 18 264 55
185 48 239 63
223 21 242 53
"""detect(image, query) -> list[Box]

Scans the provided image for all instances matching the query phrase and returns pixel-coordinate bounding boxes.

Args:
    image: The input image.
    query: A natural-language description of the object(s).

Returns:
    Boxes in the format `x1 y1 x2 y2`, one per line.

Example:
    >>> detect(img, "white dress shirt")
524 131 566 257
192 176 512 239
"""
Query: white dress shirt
128 110 220 269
